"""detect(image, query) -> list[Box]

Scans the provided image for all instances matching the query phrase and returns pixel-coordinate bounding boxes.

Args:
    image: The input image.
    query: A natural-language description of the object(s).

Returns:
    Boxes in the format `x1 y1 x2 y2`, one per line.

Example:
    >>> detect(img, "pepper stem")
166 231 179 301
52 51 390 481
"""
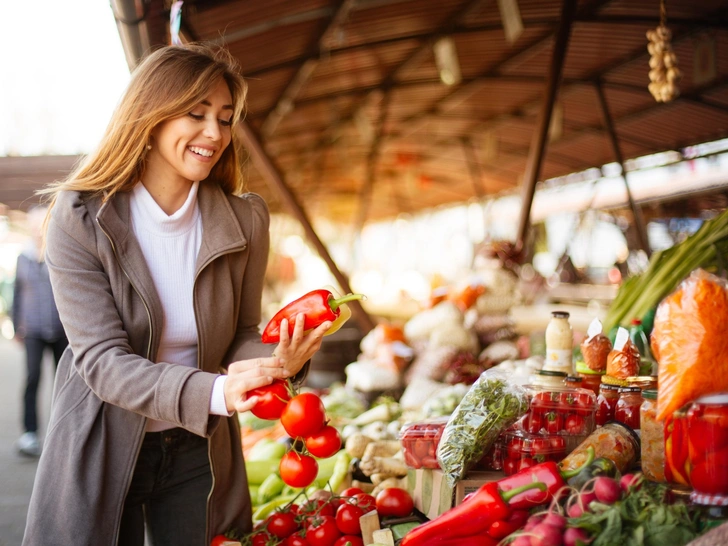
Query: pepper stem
500 481 547 503
328 293 365 311
560 446 596 479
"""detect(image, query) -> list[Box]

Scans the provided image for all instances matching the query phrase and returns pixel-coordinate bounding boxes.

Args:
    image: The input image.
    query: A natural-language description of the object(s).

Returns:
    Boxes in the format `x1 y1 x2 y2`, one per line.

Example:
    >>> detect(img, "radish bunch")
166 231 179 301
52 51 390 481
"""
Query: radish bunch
507 474 642 546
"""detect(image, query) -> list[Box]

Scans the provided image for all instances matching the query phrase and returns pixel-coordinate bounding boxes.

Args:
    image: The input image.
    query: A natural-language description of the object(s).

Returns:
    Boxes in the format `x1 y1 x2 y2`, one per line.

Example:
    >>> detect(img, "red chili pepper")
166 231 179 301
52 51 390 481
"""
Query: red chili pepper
497 446 595 510
399 481 545 546
261 289 364 344
487 509 529 540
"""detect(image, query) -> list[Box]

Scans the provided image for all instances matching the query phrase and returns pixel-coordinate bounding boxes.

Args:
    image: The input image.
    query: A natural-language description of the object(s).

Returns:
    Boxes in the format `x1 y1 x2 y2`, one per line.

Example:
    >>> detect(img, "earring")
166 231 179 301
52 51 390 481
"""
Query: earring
146 144 152 151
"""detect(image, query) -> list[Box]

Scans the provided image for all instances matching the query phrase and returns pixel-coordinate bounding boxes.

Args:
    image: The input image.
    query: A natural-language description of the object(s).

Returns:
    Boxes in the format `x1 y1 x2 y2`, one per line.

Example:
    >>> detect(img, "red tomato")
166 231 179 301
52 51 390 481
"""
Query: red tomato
573 392 595 416
282 393 327 438
549 435 566 450
375 488 414 518
531 437 551 455
334 536 364 546
518 457 536 472
339 487 365 498
305 425 342 459
544 412 563 434
211 535 234 546
689 406 728 453
351 493 376 513
565 414 586 435
299 498 336 518
335 503 364 535
266 511 298 539
526 412 544 434
280 451 319 488
532 391 559 411
504 457 519 476
250 532 274 546
690 460 728 495
284 532 310 546
248 379 291 420
306 515 341 546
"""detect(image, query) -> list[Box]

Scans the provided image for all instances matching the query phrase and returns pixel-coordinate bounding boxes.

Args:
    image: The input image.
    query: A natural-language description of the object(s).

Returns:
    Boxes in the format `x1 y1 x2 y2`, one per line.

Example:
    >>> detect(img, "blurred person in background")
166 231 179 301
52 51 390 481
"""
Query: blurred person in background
22 44 330 546
11 205 68 458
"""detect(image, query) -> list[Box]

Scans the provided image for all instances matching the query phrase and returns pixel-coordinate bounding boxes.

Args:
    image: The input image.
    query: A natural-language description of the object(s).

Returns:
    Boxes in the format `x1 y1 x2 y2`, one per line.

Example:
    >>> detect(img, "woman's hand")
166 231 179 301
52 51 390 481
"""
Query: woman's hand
274 314 332 377
223 356 289 413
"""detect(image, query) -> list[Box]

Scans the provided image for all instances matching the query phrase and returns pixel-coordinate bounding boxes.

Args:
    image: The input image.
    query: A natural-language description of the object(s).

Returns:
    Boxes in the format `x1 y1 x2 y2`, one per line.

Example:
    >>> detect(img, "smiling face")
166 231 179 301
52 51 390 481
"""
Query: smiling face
145 77 234 191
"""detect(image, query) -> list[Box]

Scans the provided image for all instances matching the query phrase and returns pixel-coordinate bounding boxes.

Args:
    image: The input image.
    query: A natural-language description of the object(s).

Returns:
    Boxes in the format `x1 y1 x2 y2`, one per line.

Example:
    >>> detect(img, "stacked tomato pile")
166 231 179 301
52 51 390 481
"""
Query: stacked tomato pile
241 487 414 546
399 420 446 469
502 387 597 476
248 380 342 488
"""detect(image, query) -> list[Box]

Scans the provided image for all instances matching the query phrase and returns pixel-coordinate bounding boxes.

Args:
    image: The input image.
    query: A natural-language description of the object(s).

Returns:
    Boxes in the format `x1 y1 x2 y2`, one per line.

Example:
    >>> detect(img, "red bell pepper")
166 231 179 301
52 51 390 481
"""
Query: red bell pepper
487 509 529 540
261 289 364 344
400 481 545 545
497 446 595 510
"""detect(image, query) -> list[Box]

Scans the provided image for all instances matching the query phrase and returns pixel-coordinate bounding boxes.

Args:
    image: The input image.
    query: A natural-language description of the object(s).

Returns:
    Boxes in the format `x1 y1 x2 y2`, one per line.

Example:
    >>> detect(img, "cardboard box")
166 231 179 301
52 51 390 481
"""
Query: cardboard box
406 467 504 520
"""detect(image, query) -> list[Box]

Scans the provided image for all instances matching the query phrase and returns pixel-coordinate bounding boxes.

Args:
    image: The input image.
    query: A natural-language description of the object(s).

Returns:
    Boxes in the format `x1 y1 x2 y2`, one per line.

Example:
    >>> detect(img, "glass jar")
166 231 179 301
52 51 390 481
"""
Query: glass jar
544 311 573 375
528 370 569 389
560 421 640 474
687 394 728 498
615 387 642 431
565 376 583 389
578 370 603 396
664 408 691 487
625 376 658 392
596 384 620 426
640 389 665 482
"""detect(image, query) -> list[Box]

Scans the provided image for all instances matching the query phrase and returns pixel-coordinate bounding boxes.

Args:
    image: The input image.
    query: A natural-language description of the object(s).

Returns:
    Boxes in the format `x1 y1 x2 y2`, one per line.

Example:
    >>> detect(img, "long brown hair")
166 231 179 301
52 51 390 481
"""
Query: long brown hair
40 44 248 211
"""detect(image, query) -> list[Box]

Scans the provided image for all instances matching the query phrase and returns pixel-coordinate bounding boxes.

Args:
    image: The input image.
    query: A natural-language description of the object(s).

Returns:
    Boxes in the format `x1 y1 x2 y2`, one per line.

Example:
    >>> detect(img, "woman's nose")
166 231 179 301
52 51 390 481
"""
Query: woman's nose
203 119 222 141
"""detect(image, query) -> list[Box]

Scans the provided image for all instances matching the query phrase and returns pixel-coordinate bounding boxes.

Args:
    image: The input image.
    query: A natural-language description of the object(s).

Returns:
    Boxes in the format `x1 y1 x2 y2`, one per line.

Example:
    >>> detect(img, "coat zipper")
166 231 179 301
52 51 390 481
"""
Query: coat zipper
193 244 247 544
97 219 153 546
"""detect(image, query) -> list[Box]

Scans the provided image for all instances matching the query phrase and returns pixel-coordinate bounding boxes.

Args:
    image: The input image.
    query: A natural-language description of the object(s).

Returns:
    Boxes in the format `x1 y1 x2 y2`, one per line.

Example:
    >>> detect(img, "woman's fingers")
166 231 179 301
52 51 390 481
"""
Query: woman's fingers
228 356 284 375
279 318 290 345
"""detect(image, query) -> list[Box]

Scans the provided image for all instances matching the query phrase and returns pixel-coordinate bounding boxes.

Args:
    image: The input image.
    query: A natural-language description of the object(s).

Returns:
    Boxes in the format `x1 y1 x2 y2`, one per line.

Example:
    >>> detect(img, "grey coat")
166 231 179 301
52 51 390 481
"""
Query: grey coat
23 182 276 546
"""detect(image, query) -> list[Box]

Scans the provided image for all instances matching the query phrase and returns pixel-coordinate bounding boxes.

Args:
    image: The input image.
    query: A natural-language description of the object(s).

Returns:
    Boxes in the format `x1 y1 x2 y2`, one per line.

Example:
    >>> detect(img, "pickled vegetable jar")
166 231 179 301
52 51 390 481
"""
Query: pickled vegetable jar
664 408 691 487
577 370 602 396
640 389 665 482
596 384 620 426
615 387 642 431
687 394 728 497
560 421 640 474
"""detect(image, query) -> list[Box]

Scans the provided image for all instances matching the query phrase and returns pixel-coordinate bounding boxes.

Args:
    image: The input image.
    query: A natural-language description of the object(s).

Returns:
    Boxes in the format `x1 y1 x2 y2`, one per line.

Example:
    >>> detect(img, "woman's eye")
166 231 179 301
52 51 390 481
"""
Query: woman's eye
188 113 204 120
220 119 233 127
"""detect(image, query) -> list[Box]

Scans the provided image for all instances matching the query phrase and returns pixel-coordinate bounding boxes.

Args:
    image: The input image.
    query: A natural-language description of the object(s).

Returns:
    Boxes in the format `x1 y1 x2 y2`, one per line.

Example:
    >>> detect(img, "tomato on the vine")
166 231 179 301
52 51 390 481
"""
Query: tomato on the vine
249 532 273 546
280 451 319 488
306 515 341 546
339 487 365 498
247 380 291 420
351 493 376 513
335 503 364 535
299 498 335 518
375 488 414 518
211 535 236 546
281 393 327 438
305 425 342 458
266 510 298 539
283 531 310 546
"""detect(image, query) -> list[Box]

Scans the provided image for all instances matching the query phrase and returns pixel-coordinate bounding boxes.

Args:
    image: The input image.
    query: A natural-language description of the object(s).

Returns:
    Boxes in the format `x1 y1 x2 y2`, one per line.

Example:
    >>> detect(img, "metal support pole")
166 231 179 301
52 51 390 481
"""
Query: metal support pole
515 0 578 250
238 121 376 334
594 81 651 256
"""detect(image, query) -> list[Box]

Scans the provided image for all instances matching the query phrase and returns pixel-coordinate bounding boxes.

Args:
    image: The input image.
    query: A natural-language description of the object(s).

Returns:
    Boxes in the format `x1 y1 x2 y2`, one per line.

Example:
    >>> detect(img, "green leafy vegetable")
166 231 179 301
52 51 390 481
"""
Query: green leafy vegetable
436 369 528 487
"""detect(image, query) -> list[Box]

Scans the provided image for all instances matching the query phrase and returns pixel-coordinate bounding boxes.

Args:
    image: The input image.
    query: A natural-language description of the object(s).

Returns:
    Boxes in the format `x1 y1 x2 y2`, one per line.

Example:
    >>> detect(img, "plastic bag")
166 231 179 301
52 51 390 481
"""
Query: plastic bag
651 269 728 420
606 327 640 380
580 318 612 373
436 368 529 487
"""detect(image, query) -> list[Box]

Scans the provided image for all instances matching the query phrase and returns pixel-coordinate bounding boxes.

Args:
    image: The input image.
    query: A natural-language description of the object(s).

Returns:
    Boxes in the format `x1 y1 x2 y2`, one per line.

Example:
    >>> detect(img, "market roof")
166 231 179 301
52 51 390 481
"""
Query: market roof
156 0 728 227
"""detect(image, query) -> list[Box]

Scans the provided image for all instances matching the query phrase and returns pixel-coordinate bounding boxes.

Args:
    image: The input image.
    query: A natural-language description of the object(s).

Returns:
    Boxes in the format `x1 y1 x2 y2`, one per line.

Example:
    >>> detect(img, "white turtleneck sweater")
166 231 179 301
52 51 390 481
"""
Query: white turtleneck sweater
130 181 229 432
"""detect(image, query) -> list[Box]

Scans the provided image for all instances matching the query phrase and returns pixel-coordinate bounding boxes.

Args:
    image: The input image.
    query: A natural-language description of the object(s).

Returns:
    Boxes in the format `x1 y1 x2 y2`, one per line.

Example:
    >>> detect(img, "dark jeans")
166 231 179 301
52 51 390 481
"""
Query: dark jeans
118 428 213 546
23 336 68 433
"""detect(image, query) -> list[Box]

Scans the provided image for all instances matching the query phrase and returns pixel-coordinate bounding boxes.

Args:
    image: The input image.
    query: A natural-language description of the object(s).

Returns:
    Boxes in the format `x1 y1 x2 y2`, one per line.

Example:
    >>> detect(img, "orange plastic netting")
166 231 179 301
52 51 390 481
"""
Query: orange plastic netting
651 269 728 420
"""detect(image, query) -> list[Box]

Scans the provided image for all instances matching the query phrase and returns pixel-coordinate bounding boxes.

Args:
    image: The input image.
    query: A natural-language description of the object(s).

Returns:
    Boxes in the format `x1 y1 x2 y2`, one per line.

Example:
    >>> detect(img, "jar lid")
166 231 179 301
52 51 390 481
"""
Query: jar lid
551 311 570 318
565 376 583 384
691 491 728 506
618 386 642 393
599 383 621 392
537 370 568 377
694 393 728 405
642 389 658 399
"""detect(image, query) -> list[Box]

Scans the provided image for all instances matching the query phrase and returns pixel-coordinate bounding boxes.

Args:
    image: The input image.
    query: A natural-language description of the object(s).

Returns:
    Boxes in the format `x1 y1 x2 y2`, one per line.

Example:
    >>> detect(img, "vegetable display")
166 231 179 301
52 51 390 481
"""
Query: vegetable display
437 368 529 487
262 289 364 344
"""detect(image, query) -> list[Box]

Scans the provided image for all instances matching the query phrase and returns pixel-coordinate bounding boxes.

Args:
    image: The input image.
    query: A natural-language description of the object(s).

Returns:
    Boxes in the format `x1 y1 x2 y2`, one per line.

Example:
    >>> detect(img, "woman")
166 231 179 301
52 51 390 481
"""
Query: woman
23 44 329 546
